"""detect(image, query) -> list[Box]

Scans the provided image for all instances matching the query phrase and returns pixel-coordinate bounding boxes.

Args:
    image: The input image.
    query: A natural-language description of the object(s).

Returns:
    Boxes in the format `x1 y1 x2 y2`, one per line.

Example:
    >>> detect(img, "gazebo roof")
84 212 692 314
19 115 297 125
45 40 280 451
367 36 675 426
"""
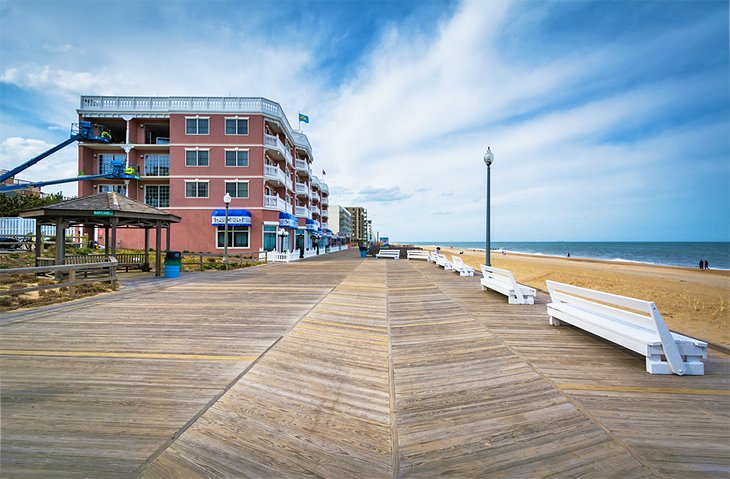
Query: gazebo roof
20 192 181 227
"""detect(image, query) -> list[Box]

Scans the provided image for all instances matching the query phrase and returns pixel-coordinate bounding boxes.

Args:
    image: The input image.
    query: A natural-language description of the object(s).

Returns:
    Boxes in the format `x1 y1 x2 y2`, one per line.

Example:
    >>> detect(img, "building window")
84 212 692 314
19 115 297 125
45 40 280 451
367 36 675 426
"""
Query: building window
185 150 209 167
263 225 277 251
99 184 127 195
186 117 209 135
225 118 249 135
217 226 249 248
144 154 170 176
225 181 249 198
225 150 249 167
145 185 170 208
185 181 208 198
98 154 125 175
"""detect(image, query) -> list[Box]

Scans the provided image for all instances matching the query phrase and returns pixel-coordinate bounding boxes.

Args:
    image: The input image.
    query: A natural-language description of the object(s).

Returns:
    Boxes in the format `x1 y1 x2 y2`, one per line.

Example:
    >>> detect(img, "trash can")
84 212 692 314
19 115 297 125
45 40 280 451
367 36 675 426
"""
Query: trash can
164 251 182 278
359 246 367 258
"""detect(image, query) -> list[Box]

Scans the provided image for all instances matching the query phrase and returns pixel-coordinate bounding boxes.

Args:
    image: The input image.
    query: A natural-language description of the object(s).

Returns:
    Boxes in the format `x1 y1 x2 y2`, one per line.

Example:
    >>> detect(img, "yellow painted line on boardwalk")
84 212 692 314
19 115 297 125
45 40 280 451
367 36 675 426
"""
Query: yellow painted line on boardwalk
0 350 257 361
557 383 730 396
391 319 474 328
303 319 387 333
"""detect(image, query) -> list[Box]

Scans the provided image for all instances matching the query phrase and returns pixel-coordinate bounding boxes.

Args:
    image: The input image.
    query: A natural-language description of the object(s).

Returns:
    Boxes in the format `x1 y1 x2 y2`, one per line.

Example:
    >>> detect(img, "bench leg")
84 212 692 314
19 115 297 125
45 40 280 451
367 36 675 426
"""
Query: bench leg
549 316 562 326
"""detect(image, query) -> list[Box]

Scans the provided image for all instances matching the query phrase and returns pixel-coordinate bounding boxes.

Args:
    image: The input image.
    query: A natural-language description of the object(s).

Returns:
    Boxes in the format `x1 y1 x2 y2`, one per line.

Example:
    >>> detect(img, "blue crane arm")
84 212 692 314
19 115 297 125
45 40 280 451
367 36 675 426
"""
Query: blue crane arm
0 121 111 184
0 171 138 193
0 135 82 184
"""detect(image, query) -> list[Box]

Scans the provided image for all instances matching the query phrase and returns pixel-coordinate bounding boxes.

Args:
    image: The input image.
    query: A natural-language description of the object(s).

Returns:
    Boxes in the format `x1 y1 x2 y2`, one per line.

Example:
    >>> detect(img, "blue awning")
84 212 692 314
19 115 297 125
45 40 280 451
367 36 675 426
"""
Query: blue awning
212 209 251 226
279 212 298 229
305 218 319 231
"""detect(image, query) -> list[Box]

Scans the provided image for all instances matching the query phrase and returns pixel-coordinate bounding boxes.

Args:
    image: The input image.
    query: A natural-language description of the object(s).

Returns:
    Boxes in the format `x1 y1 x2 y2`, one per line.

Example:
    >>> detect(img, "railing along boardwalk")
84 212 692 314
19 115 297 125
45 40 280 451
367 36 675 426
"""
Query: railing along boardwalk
1 251 728 477
0 257 118 297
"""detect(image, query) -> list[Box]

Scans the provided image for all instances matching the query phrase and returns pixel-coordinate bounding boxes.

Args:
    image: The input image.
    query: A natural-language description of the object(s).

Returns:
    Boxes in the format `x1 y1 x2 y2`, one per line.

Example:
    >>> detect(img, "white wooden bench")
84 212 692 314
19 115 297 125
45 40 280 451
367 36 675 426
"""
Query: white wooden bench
451 256 475 276
407 250 430 260
375 249 400 259
427 251 440 263
546 281 707 375
480 265 536 304
434 254 453 270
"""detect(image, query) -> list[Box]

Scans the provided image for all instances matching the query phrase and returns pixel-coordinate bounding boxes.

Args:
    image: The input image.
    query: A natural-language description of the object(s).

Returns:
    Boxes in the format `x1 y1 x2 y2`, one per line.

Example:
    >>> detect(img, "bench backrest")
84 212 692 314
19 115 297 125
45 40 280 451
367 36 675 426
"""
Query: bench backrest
452 256 464 267
378 249 400 257
407 250 430 259
481 265 524 301
546 280 686 375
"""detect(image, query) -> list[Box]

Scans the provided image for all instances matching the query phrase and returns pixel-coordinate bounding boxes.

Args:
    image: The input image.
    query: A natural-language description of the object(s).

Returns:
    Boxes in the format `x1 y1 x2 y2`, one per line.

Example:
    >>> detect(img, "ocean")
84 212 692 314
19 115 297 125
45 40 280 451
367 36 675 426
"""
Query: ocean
404 241 730 270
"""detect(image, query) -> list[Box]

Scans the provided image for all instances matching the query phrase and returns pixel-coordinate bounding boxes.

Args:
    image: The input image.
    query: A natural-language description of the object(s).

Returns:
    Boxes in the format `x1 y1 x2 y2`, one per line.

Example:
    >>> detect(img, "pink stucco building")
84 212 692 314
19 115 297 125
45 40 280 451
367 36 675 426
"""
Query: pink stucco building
76 96 331 254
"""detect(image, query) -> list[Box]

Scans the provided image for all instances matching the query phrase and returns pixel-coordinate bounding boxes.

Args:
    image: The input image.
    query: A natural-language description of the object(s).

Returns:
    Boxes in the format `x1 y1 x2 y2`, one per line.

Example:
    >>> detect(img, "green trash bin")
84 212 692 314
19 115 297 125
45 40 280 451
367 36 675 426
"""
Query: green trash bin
164 251 182 278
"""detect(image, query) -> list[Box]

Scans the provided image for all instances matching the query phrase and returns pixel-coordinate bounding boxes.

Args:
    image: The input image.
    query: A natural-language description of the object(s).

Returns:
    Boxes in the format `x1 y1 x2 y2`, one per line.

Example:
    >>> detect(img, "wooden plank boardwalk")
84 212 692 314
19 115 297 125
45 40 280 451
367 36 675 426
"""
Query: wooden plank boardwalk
1 251 728 478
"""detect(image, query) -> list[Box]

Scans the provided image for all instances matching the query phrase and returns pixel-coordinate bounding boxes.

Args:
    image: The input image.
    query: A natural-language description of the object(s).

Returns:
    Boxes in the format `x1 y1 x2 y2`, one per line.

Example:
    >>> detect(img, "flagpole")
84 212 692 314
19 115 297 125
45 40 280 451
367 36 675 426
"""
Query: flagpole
298 112 301 132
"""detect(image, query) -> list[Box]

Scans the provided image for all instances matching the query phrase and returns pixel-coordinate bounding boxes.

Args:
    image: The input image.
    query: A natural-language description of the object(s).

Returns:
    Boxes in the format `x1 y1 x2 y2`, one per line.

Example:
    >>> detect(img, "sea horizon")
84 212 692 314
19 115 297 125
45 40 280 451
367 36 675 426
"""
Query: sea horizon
397 241 730 270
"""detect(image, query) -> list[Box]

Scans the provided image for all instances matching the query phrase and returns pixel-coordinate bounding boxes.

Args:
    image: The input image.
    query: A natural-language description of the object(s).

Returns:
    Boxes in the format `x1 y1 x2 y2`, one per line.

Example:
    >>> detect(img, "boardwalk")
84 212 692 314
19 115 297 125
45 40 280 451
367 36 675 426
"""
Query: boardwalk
2 251 729 478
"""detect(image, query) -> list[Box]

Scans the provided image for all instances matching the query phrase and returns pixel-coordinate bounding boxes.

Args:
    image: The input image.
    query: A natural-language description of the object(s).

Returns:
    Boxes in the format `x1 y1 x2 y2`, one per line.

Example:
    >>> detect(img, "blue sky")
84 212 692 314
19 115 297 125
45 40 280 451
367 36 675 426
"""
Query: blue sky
1 0 728 242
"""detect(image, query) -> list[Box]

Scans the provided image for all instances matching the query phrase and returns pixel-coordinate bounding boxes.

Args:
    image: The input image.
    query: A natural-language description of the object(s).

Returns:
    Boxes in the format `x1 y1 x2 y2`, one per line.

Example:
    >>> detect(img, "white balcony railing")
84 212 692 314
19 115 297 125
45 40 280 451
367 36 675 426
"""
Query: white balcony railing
285 175 293 191
321 222 328 229
295 159 312 176
321 209 328 218
295 182 309 196
311 205 320 215
264 195 286 212
295 206 311 218
311 176 321 189
311 191 321 202
265 134 293 167
264 164 287 186
321 197 328 206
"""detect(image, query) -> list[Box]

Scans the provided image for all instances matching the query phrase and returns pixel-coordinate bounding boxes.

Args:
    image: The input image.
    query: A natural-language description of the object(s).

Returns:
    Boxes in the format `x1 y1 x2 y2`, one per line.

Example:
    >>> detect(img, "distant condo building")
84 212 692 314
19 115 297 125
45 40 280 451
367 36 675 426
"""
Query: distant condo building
76 96 333 253
328 205 352 241
345 206 368 242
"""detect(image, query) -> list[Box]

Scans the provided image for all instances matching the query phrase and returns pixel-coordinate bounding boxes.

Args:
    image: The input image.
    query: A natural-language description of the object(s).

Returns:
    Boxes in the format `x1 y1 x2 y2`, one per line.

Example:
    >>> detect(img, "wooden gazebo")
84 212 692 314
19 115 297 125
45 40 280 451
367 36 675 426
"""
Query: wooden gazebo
20 192 181 276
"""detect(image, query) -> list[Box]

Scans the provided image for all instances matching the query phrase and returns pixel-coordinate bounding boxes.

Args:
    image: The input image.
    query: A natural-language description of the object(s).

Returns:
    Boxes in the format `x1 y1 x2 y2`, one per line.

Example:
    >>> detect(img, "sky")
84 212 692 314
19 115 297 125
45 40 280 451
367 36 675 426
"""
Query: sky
0 0 728 242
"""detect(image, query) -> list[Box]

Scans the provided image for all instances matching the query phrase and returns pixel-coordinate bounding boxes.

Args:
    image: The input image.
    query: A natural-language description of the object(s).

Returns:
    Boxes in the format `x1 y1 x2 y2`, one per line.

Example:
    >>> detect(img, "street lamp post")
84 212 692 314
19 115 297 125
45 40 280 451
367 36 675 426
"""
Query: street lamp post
223 192 231 267
483 147 494 266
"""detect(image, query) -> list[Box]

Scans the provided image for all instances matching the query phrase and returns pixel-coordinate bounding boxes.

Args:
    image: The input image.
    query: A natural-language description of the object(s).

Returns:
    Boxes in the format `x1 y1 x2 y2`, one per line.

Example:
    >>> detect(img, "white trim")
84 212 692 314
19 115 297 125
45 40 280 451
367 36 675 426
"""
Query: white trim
184 116 210 135
224 180 250 198
215 225 250 249
184 148 210 167
184 179 210 198
224 116 250 136
223 148 250 167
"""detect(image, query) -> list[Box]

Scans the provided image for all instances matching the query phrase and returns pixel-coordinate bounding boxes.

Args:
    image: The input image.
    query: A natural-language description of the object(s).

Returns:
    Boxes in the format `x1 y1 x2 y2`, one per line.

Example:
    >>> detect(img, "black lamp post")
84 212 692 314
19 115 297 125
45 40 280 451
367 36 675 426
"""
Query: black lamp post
223 192 231 265
484 147 494 266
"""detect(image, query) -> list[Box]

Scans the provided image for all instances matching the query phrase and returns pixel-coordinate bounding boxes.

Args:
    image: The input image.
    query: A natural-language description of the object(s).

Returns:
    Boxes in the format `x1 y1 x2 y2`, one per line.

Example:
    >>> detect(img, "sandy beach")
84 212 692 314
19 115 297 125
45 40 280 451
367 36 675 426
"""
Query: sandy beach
421 246 730 349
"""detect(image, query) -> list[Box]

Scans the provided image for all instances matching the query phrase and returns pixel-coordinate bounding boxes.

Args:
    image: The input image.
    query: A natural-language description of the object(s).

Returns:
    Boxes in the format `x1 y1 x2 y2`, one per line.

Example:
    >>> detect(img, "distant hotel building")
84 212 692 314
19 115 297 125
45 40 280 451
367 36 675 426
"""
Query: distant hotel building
76 96 331 253
328 205 352 241
345 206 368 242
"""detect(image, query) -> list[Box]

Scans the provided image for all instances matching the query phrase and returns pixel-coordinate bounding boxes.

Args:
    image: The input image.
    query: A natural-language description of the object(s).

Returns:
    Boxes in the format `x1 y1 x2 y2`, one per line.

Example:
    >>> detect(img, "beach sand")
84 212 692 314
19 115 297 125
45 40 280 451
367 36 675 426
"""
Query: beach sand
422 246 730 349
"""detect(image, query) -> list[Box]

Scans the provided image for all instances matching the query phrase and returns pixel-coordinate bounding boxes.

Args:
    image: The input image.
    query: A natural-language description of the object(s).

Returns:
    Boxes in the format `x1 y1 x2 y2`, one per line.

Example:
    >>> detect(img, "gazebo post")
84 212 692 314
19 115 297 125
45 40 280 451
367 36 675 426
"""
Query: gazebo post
104 225 110 256
155 221 162 277
34 220 42 266
144 227 150 270
110 217 118 257
55 219 65 266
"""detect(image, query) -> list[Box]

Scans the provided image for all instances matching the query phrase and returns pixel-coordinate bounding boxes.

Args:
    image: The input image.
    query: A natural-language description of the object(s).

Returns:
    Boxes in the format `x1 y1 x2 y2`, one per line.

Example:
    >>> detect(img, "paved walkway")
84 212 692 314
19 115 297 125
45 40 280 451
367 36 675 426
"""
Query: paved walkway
1 250 728 478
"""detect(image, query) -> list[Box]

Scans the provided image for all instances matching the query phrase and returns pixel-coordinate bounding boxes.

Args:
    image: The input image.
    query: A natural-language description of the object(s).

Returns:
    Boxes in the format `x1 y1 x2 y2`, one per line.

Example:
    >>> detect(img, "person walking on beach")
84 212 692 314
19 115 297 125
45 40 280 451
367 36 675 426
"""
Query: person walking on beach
704 259 709 270
699 259 704 269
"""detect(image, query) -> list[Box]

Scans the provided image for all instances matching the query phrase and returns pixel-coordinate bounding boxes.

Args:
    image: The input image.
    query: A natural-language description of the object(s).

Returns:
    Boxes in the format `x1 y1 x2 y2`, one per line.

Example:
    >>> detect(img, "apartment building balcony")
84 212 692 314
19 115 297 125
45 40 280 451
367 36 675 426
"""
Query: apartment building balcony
311 176 321 190
264 165 289 188
321 208 328 218
295 182 309 197
264 195 292 214
295 159 311 177
321 222 328 230
310 205 320 216
310 191 321 203
265 134 293 167
320 183 329 195
321 196 328 206
295 206 311 218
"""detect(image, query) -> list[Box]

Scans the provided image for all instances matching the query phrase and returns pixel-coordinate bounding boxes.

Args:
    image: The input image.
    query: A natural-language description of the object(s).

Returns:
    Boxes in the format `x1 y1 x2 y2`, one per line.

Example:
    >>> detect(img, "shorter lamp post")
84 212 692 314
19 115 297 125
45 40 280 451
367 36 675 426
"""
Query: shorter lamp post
277 228 289 253
223 192 231 266
483 147 494 267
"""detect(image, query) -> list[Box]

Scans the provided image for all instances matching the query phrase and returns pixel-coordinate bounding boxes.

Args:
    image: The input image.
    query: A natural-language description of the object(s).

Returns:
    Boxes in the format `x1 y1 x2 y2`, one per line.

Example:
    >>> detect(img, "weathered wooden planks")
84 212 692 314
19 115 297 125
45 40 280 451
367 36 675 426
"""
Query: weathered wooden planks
2 251 729 477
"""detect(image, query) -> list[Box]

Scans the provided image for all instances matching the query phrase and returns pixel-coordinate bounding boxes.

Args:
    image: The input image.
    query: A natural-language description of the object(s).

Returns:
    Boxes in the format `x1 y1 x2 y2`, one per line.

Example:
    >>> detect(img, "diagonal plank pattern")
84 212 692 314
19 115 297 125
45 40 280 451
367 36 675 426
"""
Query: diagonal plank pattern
142 260 394 477
2 251 729 477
